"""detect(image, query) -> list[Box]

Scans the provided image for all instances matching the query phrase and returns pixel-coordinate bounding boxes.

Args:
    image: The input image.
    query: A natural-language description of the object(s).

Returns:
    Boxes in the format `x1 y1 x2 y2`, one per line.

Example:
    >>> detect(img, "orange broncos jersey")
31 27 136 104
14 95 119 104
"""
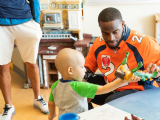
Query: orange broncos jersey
85 26 160 91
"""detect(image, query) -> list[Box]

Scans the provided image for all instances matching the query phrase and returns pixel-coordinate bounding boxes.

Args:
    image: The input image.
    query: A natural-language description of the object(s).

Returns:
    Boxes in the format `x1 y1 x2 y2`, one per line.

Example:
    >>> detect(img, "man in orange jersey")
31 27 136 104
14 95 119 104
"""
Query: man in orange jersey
84 7 160 109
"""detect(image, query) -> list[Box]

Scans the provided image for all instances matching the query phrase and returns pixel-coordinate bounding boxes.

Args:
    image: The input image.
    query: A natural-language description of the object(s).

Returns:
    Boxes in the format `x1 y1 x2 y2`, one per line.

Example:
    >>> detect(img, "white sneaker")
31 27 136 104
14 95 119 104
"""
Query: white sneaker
0 104 15 120
34 95 49 114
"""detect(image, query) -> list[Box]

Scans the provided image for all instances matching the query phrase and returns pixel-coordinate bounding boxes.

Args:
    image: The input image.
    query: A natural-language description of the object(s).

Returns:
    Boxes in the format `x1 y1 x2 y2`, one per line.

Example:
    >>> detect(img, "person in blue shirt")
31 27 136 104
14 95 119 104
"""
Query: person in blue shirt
0 0 49 120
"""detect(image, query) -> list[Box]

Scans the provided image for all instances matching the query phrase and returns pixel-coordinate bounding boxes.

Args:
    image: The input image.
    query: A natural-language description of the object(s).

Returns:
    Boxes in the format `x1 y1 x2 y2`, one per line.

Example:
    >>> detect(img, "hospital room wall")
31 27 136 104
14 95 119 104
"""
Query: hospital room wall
83 3 160 38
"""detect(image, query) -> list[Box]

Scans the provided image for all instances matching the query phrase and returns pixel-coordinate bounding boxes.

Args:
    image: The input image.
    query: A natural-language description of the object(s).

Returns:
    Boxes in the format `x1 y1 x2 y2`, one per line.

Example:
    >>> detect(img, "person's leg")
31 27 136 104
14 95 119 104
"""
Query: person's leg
25 62 48 114
14 20 42 99
0 26 16 119
25 62 40 99
0 63 12 106
14 20 49 114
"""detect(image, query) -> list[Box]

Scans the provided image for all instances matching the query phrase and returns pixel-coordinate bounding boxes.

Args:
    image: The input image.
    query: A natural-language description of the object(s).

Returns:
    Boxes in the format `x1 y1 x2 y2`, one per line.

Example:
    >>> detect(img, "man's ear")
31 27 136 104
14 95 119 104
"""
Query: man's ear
98 21 101 27
122 21 125 27
68 67 73 74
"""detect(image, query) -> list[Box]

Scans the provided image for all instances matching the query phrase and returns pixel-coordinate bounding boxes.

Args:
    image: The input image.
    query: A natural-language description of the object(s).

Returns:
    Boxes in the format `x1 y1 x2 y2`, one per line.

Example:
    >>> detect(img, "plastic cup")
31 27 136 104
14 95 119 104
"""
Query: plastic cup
59 113 79 120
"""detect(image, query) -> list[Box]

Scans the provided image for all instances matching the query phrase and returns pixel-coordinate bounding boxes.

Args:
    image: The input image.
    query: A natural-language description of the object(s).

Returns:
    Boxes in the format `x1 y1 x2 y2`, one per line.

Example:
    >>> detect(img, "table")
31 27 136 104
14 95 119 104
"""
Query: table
108 88 160 120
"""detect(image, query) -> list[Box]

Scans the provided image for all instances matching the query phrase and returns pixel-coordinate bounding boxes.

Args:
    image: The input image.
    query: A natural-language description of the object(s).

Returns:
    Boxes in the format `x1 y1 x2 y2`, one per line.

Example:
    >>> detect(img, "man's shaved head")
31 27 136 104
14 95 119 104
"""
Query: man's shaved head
98 7 123 23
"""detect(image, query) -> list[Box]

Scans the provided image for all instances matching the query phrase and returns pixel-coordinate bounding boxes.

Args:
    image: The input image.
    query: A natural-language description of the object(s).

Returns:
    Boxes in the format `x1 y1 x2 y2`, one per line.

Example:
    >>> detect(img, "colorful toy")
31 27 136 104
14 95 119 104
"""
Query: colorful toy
40 0 84 40
115 52 158 81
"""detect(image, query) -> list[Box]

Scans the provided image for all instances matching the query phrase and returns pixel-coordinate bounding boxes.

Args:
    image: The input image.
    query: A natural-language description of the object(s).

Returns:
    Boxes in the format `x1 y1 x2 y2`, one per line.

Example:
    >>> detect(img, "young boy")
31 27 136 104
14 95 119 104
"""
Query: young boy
48 48 140 120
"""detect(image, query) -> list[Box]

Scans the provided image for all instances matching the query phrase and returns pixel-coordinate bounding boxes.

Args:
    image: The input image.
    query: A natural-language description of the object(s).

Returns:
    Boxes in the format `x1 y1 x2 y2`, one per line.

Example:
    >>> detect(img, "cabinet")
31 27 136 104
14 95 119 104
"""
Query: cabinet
68 10 83 40
38 39 75 88
42 56 62 88
68 11 82 30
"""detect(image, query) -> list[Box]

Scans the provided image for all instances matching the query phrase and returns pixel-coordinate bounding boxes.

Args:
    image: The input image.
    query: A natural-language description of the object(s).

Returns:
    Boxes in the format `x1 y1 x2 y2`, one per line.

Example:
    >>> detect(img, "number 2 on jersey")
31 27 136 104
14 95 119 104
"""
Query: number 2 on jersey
132 32 145 43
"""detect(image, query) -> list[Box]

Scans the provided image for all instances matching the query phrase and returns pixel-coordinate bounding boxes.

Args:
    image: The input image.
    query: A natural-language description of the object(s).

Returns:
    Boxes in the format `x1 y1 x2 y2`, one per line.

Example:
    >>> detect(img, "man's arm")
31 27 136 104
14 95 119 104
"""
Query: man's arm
135 35 160 76
85 38 100 73
48 101 56 120
28 0 41 23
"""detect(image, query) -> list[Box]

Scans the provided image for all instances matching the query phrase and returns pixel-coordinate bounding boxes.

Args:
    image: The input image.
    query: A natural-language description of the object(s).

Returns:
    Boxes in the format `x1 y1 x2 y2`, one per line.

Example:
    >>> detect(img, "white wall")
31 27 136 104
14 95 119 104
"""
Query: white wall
83 3 160 38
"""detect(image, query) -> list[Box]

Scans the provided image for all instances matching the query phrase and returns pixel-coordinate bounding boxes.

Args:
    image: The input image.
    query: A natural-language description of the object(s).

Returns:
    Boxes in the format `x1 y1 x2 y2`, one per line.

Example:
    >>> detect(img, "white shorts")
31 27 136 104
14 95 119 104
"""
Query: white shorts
0 19 42 65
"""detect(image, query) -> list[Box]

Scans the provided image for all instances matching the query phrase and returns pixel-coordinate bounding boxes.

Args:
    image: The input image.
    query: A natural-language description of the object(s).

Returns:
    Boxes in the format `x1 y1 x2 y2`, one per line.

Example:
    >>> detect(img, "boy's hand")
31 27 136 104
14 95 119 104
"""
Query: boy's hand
48 101 56 120
48 116 53 120
87 98 92 103
124 75 141 83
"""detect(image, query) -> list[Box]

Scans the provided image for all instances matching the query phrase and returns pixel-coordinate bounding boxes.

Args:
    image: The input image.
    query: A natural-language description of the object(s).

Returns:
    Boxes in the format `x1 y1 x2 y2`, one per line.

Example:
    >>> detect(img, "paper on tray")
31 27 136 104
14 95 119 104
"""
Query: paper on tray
78 104 144 120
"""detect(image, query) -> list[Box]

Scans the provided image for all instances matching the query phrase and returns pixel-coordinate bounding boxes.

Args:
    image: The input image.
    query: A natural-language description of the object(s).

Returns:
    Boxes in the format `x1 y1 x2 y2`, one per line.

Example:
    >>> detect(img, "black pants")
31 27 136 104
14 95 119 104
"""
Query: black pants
87 75 138 109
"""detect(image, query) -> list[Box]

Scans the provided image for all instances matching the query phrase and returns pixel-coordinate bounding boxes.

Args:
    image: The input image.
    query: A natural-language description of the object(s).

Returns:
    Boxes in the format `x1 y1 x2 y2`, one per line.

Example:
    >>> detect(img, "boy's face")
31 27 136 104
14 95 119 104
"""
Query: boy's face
71 55 86 81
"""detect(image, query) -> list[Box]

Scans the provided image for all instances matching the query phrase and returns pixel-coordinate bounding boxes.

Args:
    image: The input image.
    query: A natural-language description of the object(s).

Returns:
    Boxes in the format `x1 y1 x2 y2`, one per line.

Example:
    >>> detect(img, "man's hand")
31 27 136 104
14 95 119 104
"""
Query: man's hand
144 63 160 78
125 114 140 120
